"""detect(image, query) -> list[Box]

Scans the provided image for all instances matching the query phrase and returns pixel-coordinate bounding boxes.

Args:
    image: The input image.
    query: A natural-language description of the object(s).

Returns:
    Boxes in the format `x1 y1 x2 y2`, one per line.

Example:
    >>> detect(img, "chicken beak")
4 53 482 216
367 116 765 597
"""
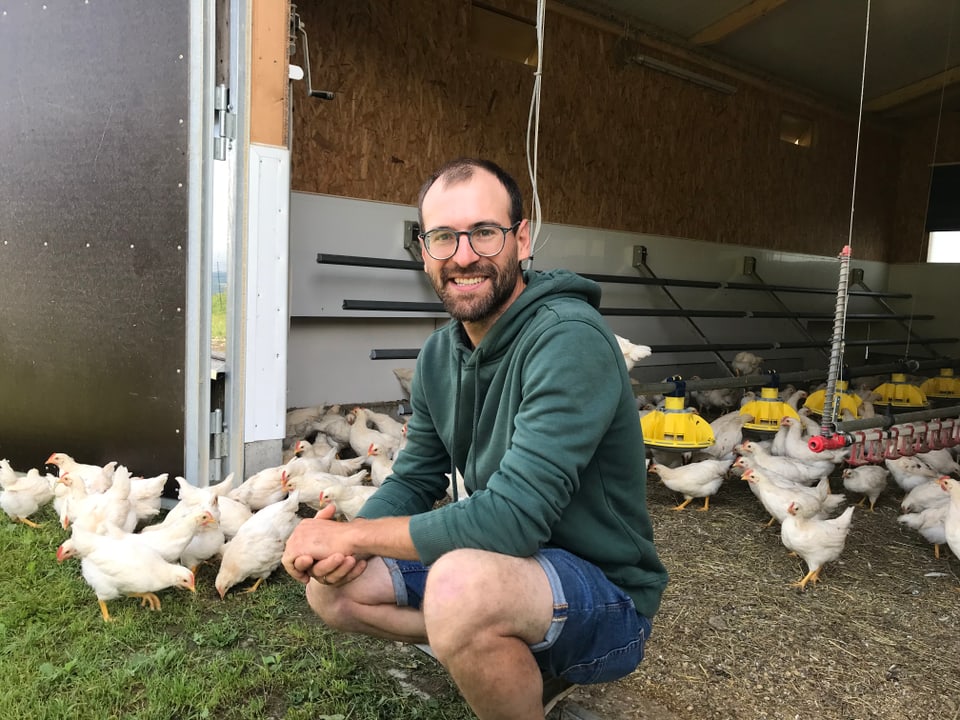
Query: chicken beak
216 586 225 600
187 573 197 593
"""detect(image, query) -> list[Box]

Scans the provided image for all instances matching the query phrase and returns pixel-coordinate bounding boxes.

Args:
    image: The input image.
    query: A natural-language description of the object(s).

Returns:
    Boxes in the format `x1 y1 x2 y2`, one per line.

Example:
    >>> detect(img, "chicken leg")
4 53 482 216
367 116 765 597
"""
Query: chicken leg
697 497 711 512
240 577 265 594
128 592 162 611
15 516 42 528
672 497 694 511
790 566 823 591
98 600 114 622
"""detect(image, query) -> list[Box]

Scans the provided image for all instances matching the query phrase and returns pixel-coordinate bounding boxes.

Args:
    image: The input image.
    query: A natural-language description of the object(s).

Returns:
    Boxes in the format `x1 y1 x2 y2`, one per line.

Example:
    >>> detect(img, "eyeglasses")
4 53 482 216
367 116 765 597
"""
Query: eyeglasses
418 222 521 261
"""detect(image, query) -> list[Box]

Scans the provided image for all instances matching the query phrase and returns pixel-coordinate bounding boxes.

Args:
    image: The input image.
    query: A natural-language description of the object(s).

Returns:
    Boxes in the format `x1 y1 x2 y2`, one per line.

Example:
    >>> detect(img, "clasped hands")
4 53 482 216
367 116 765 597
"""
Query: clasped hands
281 502 368 587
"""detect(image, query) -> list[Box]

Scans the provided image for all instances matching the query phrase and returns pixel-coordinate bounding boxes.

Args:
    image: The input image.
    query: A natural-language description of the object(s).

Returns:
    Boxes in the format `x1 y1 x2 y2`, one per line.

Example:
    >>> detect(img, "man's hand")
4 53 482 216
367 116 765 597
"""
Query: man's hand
282 503 367 585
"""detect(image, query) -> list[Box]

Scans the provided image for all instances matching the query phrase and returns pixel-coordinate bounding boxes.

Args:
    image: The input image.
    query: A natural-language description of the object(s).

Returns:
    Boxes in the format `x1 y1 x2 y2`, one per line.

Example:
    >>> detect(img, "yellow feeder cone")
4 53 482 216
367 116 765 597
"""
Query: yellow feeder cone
641 395 715 450
741 386 801 434
873 373 927 409
920 368 960 400
804 379 862 419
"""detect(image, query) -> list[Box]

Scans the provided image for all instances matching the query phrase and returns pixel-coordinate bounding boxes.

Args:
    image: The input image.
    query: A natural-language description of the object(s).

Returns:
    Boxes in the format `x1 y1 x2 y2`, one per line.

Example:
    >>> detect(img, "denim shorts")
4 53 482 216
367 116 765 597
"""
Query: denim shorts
383 548 652 684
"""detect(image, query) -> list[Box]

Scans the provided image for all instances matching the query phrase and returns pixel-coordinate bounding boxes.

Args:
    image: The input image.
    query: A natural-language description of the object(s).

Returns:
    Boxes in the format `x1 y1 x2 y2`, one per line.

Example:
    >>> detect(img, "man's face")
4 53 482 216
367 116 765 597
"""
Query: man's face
419 170 530 325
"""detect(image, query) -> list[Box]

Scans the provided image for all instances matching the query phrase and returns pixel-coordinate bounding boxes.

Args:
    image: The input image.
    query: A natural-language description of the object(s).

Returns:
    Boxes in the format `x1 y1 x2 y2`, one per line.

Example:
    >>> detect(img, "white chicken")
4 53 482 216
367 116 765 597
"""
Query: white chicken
72 527 196 621
281 468 368 511
320 484 378 521
367 443 396 486
159 475 251 540
648 459 731 511
741 468 845 526
897 504 949 559
738 441 831 485
841 465 889 511
393 367 415 398
228 465 287 510
363 408 406 441
916 449 960 477
780 501 855 590
45 453 117 493
731 351 763 377
347 407 401 458
0 467 55 527
59 466 137 533
885 456 940 492
286 404 330 440
177 493 226 574
215 491 303 598
311 406 353 446
129 472 169 522
940 476 960 583
698 411 754 461
901 478 951 513
615 334 652 371
779 417 847 467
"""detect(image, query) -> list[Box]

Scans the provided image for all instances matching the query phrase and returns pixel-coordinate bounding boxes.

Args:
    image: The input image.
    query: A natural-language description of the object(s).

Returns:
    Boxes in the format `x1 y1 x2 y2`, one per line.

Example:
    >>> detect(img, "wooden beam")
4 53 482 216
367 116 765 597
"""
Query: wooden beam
690 0 788 46
865 66 960 112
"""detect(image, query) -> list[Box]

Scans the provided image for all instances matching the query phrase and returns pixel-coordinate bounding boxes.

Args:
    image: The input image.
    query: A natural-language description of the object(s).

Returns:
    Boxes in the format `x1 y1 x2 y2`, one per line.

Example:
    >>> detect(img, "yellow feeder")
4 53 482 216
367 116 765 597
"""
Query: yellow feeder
873 372 927 409
641 395 715 450
741 386 801 434
920 368 960 399
804 379 862 419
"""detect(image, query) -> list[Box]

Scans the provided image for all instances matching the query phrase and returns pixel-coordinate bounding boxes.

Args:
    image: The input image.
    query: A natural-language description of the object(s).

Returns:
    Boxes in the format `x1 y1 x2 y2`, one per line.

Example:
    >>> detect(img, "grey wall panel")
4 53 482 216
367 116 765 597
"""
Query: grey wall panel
288 193 906 407
0 1 189 475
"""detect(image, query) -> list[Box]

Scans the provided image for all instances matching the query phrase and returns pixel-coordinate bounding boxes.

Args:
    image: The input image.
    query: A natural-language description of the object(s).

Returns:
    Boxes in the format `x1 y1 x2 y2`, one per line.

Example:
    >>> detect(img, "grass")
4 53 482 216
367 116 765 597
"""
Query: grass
212 292 226 348
0 505 474 720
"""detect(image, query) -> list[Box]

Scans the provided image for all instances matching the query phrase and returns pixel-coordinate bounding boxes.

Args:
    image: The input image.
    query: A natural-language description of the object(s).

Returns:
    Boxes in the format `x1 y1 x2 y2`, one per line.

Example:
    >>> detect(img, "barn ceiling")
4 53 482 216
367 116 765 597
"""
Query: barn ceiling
554 0 960 122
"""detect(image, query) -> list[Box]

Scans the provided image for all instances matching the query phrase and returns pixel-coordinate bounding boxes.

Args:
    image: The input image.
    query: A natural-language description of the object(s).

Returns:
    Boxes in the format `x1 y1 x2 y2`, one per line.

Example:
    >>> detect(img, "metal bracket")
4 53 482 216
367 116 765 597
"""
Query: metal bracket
213 84 236 161
290 6 335 100
743 256 757 275
403 220 422 261
631 245 648 271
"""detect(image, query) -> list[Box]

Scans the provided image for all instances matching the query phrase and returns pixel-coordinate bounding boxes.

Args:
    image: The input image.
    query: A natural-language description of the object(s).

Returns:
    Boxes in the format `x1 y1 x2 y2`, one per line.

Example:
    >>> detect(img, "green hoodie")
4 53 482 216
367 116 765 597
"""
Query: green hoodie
357 268 668 619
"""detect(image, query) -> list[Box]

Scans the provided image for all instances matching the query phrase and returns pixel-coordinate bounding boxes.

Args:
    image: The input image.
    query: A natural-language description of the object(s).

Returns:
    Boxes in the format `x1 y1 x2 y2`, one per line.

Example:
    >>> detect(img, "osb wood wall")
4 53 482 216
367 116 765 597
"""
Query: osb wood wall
291 0 940 263
892 113 960 264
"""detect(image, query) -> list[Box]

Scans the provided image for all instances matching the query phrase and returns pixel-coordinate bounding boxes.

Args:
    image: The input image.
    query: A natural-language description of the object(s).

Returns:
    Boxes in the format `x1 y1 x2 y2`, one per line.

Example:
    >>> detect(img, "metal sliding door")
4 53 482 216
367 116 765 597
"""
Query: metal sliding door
0 1 210 478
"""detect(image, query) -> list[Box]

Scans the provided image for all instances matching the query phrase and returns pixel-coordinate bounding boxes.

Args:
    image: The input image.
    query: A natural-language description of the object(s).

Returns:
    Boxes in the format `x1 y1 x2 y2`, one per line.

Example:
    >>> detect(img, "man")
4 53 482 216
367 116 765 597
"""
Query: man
282 158 668 719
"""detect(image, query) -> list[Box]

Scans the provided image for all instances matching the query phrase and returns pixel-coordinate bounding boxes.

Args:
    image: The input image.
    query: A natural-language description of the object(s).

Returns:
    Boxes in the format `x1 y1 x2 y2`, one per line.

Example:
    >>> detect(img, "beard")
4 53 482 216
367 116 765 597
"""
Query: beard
430 257 522 323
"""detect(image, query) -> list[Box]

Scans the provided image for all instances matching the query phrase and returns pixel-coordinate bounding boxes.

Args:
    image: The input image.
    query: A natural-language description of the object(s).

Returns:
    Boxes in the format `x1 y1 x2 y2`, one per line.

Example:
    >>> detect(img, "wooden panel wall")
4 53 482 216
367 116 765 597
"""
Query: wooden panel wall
291 0 936 263
891 113 960 263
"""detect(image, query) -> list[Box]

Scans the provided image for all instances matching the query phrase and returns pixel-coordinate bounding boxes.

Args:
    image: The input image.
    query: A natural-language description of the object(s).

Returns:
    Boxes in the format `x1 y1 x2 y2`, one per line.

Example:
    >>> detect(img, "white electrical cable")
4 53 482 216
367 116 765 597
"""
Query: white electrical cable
525 0 546 268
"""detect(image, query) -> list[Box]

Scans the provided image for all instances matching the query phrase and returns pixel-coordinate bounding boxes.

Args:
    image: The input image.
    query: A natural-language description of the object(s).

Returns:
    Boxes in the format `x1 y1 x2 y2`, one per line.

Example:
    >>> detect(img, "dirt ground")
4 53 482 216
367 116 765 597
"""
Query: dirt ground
560 461 960 720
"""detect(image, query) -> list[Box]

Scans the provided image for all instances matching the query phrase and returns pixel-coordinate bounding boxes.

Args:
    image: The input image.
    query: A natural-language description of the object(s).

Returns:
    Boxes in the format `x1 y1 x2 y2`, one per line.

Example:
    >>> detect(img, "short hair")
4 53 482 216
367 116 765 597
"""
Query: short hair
417 158 523 229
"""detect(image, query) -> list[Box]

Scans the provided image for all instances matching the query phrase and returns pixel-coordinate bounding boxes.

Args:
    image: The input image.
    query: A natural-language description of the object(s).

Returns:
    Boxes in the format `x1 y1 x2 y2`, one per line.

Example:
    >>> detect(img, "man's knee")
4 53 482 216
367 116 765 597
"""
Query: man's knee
305 579 355 631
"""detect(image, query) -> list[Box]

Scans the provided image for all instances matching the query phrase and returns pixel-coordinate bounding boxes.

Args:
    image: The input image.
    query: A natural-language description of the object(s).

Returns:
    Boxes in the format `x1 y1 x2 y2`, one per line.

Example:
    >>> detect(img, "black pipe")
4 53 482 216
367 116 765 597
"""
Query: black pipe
316 253 913 299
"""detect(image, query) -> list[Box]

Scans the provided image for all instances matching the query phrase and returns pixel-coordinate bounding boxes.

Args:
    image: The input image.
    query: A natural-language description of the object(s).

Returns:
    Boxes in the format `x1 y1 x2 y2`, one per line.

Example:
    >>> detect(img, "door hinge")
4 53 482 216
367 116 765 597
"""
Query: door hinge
214 84 236 161
210 408 229 460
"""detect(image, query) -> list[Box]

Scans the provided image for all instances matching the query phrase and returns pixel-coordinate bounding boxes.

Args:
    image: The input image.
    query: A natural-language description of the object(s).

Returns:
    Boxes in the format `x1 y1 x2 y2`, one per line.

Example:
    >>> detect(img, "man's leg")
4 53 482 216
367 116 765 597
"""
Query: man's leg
305 556 428 643
422 548 555 720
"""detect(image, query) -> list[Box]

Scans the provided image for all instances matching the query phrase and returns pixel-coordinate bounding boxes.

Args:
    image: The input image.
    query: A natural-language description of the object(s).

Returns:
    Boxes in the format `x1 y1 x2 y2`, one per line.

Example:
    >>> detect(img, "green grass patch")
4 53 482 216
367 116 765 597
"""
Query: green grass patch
0 506 473 719
212 292 227 346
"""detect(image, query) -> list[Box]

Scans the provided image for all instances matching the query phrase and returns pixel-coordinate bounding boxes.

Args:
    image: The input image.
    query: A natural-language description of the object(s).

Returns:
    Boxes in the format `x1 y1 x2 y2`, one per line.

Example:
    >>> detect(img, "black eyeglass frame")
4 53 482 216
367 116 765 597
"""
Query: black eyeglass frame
418 221 522 261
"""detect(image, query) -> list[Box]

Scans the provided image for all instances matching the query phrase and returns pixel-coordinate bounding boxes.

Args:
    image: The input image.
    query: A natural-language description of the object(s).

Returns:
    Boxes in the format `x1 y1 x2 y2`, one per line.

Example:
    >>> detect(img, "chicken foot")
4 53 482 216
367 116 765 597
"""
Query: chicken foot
671 497 694 511
790 566 823 591
128 592 162 611
98 600 114 622
240 577 265 594
14 516 43 528
697 497 711 512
